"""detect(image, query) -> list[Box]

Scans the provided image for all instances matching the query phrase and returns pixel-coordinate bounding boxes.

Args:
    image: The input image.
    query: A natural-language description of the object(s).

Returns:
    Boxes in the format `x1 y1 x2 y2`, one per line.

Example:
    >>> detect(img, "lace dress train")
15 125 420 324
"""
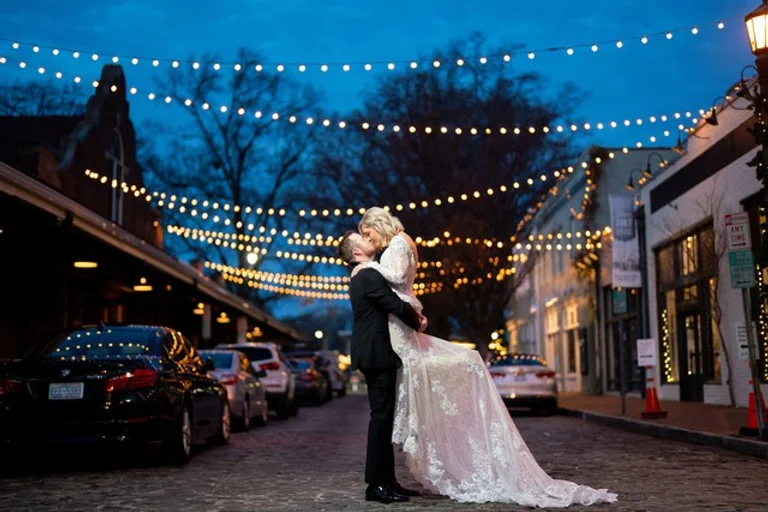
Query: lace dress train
367 235 617 507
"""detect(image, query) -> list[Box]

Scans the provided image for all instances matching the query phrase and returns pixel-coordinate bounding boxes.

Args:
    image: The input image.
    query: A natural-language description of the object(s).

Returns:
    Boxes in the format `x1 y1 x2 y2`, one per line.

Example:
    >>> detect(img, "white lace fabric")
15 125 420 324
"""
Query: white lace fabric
363 234 618 507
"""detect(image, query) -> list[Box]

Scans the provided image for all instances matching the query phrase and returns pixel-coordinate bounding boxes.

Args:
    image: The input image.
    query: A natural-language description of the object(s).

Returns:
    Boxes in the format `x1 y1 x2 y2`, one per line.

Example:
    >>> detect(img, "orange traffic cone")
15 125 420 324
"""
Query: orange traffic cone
740 379 768 437
641 366 668 419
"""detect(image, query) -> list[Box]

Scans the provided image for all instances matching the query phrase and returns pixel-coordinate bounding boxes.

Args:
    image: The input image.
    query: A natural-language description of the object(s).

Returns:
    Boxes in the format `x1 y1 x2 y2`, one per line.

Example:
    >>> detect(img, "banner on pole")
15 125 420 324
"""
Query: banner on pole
609 194 642 288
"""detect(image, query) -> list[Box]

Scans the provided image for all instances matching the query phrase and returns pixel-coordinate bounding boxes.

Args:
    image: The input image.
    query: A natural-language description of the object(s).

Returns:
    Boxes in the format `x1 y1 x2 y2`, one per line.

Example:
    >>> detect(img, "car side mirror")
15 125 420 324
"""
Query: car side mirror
255 369 268 379
202 358 215 372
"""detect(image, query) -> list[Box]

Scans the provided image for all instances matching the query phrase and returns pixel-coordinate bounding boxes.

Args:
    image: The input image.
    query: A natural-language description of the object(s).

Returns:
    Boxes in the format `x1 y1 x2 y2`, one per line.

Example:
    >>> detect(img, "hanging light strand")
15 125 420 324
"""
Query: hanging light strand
1 17 733 75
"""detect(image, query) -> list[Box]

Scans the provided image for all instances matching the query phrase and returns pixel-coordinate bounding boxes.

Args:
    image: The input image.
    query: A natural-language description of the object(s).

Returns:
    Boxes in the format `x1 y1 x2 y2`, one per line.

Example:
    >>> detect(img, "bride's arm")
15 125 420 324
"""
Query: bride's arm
365 236 411 287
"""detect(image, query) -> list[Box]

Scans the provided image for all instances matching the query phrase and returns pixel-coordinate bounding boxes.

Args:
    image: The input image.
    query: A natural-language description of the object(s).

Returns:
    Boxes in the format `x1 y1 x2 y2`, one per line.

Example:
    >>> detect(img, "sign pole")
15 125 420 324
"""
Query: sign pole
619 316 627 415
742 289 767 440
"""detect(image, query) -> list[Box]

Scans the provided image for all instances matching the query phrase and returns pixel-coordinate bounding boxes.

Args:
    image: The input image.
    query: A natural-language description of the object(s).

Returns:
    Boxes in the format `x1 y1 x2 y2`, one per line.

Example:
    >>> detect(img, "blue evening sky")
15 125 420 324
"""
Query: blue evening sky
0 0 760 149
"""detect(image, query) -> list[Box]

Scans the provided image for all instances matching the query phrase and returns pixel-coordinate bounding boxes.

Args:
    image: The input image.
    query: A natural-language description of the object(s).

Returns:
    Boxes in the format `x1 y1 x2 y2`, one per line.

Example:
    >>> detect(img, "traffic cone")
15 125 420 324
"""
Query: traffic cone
740 379 768 437
641 366 668 419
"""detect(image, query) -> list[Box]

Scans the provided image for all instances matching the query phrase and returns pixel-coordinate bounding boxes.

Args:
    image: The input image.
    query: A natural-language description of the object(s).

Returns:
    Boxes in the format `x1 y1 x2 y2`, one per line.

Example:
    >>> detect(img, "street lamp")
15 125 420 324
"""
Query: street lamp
643 152 667 179
314 330 324 340
246 252 258 265
624 168 645 192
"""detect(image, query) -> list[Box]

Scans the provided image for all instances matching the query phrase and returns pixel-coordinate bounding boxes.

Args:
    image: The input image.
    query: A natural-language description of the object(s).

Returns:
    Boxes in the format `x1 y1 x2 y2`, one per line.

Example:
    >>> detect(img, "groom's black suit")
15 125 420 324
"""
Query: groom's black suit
349 266 421 486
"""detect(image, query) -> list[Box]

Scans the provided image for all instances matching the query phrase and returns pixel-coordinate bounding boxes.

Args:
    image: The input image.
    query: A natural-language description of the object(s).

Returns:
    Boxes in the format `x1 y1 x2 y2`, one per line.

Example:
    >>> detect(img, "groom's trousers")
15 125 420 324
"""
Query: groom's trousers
361 368 397 485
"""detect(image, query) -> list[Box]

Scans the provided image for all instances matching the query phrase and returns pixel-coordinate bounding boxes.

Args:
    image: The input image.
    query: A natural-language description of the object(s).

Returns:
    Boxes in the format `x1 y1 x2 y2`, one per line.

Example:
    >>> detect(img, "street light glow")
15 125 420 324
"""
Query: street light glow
314 330 324 339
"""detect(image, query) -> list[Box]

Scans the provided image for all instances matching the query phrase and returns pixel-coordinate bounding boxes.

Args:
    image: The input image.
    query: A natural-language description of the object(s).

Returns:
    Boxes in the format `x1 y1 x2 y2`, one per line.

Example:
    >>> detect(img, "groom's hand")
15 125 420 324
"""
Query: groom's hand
418 314 428 332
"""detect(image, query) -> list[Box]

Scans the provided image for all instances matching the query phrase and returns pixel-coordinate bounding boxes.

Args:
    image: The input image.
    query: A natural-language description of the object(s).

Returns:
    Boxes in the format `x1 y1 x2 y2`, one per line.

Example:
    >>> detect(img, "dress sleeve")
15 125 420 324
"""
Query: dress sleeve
366 236 412 287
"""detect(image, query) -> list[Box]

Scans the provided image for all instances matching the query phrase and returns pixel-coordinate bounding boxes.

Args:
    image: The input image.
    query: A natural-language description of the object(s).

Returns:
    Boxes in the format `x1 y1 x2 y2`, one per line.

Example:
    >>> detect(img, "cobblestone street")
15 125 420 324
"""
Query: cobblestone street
1 394 767 511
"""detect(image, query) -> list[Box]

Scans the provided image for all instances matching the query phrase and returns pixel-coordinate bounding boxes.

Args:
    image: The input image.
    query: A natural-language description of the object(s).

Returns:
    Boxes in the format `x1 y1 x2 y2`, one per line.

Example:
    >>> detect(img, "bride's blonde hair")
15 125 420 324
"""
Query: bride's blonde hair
359 207 404 246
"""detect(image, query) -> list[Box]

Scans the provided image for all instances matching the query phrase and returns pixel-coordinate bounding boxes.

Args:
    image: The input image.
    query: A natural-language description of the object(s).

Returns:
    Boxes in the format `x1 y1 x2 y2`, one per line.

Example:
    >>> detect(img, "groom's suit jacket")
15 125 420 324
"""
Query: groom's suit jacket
349 267 421 371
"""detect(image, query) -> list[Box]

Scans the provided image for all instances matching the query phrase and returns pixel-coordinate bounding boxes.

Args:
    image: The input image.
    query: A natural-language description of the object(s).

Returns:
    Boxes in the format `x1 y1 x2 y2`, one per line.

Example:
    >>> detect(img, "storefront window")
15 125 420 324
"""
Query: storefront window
680 234 698 276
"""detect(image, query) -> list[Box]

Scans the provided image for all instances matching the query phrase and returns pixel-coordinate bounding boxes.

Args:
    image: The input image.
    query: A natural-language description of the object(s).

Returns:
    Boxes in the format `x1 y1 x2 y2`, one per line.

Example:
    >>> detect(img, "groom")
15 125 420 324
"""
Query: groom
338 231 426 504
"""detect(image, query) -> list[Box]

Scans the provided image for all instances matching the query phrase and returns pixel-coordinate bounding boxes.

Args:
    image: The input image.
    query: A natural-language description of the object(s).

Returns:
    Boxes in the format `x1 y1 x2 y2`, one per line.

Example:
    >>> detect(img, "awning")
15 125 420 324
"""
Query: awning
0 160 304 341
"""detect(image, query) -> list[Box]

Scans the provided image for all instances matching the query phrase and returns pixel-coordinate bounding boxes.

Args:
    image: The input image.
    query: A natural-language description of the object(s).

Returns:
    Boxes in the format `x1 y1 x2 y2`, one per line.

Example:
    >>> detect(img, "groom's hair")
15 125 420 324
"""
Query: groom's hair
338 231 358 266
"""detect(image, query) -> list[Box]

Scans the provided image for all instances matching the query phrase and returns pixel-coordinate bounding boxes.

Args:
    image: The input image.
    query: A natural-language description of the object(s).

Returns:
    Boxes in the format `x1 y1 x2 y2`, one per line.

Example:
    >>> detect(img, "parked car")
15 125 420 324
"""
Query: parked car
0 324 230 465
284 349 346 398
215 342 297 419
488 354 558 415
288 358 330 406
200 349 269 430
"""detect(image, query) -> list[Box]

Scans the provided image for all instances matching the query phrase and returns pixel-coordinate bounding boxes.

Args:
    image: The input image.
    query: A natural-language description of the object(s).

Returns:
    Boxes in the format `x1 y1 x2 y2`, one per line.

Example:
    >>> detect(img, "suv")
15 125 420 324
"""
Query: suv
216 342 296 419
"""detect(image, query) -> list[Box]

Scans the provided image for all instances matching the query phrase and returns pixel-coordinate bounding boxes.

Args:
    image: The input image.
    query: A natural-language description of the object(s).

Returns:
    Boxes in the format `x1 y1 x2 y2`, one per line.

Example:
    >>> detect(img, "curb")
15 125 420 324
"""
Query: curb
560 407 768 460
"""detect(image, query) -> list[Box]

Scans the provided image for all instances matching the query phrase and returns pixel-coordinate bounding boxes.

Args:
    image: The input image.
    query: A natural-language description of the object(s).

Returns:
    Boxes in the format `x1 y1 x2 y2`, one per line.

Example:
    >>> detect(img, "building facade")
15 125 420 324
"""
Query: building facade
641 93 767 406
507 146 679 394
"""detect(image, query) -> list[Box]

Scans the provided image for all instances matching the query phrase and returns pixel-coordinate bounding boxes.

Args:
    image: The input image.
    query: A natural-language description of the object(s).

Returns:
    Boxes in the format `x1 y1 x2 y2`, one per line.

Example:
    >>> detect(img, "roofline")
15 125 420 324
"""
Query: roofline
0 160 304 341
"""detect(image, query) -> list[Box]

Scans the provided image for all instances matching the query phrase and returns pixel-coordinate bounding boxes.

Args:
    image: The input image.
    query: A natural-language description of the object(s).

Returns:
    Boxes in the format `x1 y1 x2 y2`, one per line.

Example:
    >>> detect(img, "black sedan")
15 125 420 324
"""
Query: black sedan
0 324 230 465
289 358 330 406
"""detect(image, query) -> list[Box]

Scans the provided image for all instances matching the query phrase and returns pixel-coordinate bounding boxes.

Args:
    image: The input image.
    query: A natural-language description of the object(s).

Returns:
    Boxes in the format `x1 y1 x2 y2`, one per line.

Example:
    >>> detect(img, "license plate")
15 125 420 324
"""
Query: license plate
512 375 526 382
48 382 84 400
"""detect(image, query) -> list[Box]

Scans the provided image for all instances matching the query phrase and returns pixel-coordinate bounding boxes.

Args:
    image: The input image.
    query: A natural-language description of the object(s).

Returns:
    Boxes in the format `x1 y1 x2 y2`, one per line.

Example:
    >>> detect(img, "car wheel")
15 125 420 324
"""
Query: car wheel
324 383 333 402
239 399 251 432
164 402 193 465
254 402 268 427
288 398 299 417
274 394 290 420
337 384 347 398
211 400 231 445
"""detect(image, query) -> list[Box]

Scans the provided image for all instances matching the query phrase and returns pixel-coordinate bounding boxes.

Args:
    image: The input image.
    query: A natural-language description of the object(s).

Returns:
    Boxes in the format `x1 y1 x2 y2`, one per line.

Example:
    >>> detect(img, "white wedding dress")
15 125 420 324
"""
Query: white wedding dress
364 234 617 507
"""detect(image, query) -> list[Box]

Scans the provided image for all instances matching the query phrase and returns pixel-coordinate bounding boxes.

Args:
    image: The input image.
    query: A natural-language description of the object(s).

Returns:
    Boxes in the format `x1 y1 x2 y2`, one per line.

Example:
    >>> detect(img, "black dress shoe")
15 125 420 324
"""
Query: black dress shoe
389 481 420 497
365 485 410 503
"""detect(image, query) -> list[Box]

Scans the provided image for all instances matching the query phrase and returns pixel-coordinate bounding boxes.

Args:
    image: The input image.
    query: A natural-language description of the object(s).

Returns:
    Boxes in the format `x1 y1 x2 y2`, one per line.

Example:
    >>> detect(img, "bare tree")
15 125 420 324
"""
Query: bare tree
696 180 736 407
655 177 735 406
140 48 323 307
309 34 580 353
0 79 85 116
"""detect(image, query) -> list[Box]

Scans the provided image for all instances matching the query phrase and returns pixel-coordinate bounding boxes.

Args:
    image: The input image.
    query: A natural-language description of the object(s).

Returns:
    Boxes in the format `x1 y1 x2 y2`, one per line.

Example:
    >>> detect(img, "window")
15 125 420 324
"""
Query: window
567 330 577 373
107 129 126 225
655 223 719 393
680 234 698 276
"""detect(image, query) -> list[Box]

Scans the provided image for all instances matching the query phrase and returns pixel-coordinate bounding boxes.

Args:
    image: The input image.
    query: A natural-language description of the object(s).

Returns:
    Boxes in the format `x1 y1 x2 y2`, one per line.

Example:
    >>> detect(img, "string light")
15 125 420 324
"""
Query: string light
83 157 614 223
0 54 706 142
1 17 734 75
662 309 673 383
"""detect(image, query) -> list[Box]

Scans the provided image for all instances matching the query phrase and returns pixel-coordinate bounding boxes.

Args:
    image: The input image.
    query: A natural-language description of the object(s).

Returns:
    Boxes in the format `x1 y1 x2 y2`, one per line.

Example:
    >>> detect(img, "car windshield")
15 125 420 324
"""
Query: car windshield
201 352 233 369
32 327 163 361
228 346 272 363
490 355 546 367
292 360 312 370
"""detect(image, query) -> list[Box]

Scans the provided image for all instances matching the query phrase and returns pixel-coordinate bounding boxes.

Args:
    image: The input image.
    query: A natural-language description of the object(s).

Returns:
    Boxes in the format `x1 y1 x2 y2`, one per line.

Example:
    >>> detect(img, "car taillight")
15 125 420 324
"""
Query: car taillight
106 369 158 392
490 372 505 379
260 361 280 371
220 374 238 386
298 370 316 382
1 379 24 398
536 370 556 378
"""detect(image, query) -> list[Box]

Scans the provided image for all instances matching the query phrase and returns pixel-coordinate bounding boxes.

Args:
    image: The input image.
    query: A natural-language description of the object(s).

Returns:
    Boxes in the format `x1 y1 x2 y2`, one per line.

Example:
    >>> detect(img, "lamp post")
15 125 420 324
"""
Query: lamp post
742 1 768 441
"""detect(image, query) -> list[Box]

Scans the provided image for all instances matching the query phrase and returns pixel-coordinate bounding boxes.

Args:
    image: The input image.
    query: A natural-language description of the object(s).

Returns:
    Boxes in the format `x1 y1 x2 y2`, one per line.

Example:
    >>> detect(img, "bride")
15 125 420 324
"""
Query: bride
352 207 617 508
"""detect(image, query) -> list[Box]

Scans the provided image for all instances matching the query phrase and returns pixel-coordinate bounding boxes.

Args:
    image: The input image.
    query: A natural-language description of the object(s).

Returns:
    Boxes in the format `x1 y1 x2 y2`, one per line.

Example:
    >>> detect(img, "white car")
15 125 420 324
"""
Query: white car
489 354 558 415
216 342 297 420
200 349 269 430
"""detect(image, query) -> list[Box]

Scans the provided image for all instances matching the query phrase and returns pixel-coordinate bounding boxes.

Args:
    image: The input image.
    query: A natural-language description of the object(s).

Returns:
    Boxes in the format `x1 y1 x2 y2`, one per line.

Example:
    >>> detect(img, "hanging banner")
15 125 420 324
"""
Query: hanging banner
609 194 642 288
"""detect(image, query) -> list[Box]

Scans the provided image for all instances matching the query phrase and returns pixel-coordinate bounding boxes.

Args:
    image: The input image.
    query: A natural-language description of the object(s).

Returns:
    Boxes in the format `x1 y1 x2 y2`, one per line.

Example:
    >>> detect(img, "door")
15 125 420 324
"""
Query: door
678 314 704 402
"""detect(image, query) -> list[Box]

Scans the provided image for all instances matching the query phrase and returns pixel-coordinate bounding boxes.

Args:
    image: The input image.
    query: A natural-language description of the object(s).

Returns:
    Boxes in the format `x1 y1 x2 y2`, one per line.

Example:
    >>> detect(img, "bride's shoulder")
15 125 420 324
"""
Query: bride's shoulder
394 231 415 246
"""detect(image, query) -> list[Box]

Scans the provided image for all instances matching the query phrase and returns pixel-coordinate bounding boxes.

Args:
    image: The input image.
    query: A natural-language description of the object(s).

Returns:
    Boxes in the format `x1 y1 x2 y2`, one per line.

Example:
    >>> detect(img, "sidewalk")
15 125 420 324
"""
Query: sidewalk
559 393 768 460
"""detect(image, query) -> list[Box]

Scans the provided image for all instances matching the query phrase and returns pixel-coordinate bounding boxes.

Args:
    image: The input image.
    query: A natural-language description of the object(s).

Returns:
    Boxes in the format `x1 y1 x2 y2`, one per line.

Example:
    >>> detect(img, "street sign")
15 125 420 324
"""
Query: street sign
725 212 752 251
637 338 657 367
729 250 756 289
736 322 760 360
613 289 627 315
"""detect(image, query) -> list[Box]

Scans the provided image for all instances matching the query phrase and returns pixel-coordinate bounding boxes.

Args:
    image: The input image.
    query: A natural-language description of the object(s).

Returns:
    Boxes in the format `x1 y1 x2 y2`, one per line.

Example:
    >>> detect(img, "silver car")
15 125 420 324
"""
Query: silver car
489 354 558 415
200 350 269 430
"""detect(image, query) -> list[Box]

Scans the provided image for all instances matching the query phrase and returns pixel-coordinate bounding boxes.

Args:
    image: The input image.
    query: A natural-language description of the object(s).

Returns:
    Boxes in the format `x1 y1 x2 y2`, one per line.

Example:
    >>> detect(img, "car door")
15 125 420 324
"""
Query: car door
183 337 222 436
244 356 267 408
